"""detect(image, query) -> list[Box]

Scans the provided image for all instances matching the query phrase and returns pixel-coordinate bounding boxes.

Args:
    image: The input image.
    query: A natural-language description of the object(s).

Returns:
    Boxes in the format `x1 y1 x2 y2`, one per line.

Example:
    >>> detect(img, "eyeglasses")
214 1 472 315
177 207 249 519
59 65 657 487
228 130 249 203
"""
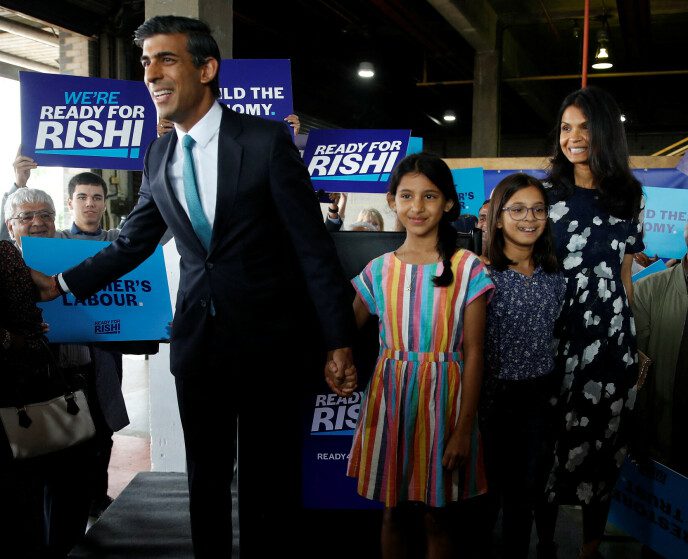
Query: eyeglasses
502 205 548 221
10 210 56 224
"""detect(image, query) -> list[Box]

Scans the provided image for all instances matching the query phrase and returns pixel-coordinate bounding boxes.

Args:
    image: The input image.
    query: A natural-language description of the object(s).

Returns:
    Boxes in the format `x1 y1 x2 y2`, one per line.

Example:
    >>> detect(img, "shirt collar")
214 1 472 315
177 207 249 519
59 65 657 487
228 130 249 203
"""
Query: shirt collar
70 222 102 236
174 101 222 149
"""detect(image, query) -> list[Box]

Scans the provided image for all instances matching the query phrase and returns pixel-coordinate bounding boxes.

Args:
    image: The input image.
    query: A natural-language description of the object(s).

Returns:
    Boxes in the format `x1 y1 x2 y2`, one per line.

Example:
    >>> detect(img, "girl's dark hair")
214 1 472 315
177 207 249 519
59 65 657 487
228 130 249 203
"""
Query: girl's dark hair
487 173 559 273
547 86 642 219
388 152 460 287
134 15 221 98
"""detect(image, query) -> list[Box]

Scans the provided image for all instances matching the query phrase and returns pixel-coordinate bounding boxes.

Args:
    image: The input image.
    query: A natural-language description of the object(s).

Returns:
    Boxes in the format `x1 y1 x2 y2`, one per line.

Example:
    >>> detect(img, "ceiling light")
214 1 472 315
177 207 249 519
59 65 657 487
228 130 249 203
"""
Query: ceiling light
357 61 375 79
592 27 613 70
620 114 626 122
443 110 456 123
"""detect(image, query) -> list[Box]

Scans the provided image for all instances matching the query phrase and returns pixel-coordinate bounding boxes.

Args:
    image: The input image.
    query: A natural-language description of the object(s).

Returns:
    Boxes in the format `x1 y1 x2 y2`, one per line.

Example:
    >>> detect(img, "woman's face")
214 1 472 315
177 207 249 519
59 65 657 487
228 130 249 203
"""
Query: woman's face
559 104 590 166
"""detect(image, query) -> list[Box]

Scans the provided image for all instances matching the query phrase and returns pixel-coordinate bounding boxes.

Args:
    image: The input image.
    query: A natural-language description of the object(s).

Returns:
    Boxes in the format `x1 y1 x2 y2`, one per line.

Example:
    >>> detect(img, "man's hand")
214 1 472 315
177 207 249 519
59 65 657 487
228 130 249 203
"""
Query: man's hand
14 151 37 188
324 347 357 397
30 269 61 301
284 114 300 135
157 118 174 137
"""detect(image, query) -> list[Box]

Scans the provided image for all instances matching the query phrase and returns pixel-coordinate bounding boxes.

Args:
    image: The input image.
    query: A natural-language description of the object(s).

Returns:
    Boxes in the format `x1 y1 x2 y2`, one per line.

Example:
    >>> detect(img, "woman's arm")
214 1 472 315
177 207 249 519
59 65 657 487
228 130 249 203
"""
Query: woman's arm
443 293 487 470
621 253 634 305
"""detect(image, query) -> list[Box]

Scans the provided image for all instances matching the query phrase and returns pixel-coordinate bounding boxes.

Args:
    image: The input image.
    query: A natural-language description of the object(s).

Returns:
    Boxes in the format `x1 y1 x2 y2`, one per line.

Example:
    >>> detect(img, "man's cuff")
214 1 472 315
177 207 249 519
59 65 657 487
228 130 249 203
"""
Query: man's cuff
57 273 71 294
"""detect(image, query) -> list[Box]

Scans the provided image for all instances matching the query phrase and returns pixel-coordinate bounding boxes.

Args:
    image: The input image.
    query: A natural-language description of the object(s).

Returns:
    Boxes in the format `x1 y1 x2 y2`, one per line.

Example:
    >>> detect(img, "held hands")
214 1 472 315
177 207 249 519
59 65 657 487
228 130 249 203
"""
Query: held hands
324 347 357 397
284 114 301 135
30 269 61 301
14 150 37 188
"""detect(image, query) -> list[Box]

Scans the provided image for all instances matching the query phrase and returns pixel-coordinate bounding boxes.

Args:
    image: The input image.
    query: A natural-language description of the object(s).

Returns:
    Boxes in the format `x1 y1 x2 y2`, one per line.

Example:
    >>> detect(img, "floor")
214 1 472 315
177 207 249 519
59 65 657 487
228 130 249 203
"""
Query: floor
99 357 658 558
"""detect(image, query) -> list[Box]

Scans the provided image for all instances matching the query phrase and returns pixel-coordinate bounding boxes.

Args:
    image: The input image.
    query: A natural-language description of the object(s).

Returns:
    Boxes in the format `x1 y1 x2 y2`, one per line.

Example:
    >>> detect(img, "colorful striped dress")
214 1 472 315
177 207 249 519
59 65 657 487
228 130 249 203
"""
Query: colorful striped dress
347 249 494 507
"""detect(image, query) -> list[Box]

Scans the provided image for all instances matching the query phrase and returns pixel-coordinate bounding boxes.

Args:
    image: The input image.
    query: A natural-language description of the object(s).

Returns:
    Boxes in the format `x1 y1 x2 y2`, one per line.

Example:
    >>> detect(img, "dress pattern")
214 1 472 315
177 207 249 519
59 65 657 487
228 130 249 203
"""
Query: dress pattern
544 183 644 505
347 249 493 507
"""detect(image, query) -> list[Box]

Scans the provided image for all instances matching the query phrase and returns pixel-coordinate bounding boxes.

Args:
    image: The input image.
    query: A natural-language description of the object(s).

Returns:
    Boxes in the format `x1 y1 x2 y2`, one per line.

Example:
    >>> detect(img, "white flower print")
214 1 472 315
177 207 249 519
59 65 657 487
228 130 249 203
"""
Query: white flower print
581 341 601 369
567 227 591 252
566 442 590 471
575 272 589 291
594 261 613 279
609 314 623 336
593 216 603 225
583 379 603 403
584 310 601 327
565 355 579 373
549 201 569 223
576 482 594 504
617 332 624 346
626 387 637 410
598 278 612 301
615 447 627 467
606 416 621 438
579 290 589 303
568 220 579 232
580 416 589 427
564 252 583 270
611 239 618 250
622 348 634 367
609 216 622 225
610 398 624 416
612 297 623 314
605 383 616 396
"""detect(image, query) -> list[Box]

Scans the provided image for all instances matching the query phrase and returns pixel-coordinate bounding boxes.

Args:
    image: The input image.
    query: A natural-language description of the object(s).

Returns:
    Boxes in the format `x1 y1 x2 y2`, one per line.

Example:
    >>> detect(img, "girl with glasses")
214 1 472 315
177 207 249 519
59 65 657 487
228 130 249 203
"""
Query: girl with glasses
480 173 566 559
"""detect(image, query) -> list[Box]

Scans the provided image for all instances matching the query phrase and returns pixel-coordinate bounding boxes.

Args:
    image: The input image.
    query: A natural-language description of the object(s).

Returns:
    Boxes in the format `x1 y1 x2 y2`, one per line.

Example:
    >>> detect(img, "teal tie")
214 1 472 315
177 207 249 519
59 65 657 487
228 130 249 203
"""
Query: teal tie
182 135 212 250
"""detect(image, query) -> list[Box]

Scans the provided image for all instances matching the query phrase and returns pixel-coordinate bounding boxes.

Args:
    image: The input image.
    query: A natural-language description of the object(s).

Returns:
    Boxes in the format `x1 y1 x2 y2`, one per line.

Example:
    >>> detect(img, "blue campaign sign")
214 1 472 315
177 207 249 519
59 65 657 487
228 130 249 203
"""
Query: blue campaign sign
20 72 156 171
22 237 172 343
452 168 486 217
609 458 688 559
642 186 688 259
302 390 382 509
218 59 293 123
303 129 411 194
632 259 668 283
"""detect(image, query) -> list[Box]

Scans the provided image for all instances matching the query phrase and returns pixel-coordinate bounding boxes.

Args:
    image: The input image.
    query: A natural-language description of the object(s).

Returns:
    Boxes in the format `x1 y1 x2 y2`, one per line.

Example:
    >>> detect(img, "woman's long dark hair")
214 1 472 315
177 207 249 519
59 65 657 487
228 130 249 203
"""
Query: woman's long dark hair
487 173 559 273
388 152 460 287
548 86 642 220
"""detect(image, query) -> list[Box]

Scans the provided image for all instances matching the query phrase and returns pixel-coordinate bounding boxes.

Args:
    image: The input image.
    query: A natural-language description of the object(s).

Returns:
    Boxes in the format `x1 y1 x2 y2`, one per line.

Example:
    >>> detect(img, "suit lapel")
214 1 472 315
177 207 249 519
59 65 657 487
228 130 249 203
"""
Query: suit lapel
210 107 243 254
154 131 206 253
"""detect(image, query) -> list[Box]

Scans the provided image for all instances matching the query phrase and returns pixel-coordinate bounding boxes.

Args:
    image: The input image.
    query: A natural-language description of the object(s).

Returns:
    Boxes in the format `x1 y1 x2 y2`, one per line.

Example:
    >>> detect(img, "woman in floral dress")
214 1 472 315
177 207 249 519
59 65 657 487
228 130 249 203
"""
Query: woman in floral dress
539 86 644 559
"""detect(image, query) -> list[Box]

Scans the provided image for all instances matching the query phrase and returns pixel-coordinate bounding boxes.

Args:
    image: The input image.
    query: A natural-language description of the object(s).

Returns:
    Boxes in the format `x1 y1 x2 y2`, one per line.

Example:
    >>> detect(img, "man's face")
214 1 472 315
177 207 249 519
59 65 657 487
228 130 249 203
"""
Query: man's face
68 183 106 231
140 33 217 132
6 202 56 248
477 203 489 234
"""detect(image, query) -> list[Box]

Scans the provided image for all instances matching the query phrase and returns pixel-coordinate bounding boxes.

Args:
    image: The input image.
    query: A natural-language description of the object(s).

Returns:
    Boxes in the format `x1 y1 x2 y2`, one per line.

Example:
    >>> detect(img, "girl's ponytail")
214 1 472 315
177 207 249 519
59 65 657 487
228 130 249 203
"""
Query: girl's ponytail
433 212 459 287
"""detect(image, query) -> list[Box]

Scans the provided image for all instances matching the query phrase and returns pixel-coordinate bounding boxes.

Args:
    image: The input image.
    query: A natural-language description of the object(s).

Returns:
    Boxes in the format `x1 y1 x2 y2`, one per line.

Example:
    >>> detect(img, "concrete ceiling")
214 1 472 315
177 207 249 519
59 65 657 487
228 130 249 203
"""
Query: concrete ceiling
1 0 686 156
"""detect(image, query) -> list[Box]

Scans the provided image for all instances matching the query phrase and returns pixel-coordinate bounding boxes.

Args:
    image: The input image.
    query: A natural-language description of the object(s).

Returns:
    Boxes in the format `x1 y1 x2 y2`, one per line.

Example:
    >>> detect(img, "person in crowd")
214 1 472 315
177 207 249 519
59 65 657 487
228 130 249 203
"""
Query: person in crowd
477 199 490 255
1 151 38 241
325 192 348 231
539 86 645 559
345 152 493 559
356 207 384 231
7 161 135 518
1 196 92 557
480 173 565 559
632 219 688 475
30 15 356 559
348 220 379 232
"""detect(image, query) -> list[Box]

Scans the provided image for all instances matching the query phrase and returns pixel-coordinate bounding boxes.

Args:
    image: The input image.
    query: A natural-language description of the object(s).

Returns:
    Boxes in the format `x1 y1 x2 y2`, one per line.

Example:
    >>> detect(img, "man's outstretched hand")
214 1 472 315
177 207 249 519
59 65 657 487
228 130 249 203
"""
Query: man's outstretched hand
30 269 61 301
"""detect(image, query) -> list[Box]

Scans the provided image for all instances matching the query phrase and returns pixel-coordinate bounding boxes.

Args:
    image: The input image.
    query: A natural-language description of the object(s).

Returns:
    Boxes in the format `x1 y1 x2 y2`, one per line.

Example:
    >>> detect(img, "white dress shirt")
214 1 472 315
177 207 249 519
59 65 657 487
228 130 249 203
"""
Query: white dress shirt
169 101 222 227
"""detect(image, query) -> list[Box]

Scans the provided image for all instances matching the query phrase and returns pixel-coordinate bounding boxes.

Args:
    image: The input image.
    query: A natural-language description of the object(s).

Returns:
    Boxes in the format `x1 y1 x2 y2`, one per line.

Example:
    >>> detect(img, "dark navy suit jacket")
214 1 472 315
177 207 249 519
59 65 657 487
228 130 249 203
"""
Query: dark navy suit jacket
64 105 354 376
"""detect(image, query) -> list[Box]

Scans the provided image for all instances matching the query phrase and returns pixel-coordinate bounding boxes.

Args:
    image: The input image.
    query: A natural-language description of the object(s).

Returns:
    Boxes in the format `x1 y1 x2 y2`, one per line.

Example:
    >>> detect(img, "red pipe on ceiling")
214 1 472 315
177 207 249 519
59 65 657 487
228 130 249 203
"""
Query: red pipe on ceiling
582 0 590 87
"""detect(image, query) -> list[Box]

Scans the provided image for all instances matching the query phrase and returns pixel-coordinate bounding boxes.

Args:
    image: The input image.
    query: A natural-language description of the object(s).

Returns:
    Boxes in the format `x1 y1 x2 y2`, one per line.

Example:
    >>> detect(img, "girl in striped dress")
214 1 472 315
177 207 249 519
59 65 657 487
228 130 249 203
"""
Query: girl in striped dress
347 153 493 558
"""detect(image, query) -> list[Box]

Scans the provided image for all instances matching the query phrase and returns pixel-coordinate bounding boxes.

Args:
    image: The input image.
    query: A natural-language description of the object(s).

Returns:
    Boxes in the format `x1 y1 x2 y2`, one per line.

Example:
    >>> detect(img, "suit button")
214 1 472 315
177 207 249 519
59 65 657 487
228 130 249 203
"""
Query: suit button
200 299 207 308
206 262 214 270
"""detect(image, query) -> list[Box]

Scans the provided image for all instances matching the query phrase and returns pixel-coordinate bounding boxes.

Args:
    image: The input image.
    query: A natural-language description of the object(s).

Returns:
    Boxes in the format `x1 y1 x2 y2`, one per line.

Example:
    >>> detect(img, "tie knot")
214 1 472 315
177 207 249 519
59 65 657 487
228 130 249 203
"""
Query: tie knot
182 135 196 149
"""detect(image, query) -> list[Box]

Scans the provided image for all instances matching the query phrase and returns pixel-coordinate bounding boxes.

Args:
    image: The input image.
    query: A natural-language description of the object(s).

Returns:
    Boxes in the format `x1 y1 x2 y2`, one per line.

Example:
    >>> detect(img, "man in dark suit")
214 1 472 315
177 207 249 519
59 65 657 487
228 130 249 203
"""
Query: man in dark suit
32 15 356 558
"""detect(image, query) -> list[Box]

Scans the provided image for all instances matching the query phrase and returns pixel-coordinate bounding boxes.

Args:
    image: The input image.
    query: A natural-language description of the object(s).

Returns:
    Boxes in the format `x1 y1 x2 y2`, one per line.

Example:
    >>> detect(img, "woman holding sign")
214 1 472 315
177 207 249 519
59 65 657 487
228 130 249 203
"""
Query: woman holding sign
538 86 645 559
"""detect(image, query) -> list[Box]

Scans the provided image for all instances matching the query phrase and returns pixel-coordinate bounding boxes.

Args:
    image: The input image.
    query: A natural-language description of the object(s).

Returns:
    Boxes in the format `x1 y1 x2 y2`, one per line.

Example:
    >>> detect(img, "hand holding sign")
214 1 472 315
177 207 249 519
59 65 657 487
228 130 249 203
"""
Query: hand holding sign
13 150 37 188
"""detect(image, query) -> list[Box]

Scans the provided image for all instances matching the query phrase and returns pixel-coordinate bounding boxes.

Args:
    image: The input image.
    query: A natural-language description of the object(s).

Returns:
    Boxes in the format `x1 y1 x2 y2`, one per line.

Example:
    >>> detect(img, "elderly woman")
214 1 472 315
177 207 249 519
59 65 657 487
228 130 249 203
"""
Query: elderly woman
1 188 91 557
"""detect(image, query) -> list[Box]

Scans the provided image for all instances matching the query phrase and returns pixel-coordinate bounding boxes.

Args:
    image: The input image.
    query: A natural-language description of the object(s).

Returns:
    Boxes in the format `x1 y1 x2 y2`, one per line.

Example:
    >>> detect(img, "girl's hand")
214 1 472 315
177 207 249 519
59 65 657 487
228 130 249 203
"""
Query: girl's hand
442 429 470 471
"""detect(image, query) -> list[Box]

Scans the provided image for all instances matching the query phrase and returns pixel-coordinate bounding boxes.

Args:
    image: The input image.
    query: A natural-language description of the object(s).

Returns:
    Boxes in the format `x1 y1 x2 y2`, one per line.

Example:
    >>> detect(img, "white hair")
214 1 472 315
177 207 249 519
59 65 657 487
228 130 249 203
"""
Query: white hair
348 221 380 232
4 188 55 221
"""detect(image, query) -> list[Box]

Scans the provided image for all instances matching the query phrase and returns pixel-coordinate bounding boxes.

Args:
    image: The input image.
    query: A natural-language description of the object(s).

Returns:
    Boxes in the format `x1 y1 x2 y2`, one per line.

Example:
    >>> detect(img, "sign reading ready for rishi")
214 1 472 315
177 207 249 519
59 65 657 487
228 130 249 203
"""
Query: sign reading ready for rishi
22 238 172 343
219 59 293 122
20 71 156 170
303 129 411 193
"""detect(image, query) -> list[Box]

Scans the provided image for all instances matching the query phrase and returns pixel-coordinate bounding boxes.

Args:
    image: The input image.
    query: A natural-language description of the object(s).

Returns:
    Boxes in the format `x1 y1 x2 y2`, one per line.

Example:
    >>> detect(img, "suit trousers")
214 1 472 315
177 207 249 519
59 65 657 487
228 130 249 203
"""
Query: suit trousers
175 314 319 558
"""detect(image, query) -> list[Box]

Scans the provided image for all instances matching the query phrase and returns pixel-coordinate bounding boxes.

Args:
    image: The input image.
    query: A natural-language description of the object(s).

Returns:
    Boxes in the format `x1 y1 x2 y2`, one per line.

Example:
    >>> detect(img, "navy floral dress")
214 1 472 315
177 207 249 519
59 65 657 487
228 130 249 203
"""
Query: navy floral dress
544 182 644 506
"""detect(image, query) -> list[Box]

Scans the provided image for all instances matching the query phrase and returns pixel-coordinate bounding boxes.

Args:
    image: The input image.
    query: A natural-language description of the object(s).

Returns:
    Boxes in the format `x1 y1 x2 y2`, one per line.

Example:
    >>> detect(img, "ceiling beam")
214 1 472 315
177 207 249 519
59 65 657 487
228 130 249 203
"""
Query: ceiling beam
426 0 558 125
0 49 58 72
0 16 59 46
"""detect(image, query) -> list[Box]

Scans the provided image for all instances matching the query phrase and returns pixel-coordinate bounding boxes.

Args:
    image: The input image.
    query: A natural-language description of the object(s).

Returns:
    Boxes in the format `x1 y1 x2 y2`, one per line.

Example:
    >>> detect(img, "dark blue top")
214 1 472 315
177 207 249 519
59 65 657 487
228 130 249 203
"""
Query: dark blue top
485 266 566 380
